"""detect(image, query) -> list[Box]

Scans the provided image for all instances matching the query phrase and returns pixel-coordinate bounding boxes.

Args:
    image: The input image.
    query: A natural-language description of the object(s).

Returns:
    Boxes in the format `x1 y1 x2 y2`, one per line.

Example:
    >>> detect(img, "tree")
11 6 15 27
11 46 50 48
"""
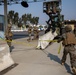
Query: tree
8 10 19 26
21 13 39 25
21 14 27 25
30 17 35 24
27 14 31 21
35 17 39 25
18 18 22 27
7 10 14 24
14 12 19 25
8 10 39 27
30 16 39 25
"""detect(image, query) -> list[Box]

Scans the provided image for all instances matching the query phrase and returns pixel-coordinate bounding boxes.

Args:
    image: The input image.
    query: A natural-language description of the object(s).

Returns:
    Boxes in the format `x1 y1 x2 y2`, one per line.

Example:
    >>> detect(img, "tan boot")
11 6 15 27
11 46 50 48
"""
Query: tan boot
36 46 40 50
61 62 64 65
72 67 76 74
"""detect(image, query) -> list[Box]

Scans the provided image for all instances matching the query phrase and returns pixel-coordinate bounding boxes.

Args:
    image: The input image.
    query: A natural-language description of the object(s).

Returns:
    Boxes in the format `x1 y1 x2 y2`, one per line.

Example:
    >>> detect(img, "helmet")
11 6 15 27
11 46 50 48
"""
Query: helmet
65 25 72 32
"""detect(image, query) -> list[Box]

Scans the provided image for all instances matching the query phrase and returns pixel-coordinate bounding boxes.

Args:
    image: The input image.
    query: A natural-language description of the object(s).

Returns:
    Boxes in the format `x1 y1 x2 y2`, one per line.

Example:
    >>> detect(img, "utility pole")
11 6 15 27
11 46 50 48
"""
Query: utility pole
4 0 8 32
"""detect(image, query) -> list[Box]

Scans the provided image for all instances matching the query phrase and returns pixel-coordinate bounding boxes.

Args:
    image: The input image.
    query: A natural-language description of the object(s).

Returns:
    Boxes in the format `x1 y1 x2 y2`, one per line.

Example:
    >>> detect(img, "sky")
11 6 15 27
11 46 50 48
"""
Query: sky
0 0 76 25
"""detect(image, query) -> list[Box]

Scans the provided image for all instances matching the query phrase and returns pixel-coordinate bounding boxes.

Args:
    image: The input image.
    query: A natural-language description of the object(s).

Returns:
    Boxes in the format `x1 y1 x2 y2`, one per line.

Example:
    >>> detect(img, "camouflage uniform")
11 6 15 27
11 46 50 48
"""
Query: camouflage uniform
5 24 13 52
27 26 32 41
58 25 76 74
74 25 76 37
33 26 39 40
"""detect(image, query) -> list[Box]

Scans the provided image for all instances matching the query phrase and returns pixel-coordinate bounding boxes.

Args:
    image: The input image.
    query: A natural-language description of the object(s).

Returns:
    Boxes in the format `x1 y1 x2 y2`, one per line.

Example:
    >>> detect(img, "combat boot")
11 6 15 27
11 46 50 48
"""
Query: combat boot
72 67 76 74
61 61 65 65
61 62 64 65
36 46 40 50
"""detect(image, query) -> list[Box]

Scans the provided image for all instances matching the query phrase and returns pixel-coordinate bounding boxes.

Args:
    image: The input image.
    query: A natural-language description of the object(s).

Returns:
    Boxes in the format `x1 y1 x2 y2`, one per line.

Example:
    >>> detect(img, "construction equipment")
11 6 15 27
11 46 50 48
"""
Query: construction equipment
43 0 64 35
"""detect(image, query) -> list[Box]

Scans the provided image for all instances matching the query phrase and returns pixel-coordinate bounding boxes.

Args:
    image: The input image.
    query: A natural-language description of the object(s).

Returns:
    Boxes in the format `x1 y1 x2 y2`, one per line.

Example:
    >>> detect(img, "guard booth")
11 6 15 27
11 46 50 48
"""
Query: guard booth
0 15 4 31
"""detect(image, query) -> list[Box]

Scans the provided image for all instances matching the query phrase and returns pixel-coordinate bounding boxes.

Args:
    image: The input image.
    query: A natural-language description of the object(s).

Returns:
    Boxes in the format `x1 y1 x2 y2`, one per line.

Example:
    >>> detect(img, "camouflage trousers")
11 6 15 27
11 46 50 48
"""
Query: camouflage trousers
29 34 32 40
7 41 12 47
61 45 76 68
7 40 12 52
33 33 39 39
73 30 76 37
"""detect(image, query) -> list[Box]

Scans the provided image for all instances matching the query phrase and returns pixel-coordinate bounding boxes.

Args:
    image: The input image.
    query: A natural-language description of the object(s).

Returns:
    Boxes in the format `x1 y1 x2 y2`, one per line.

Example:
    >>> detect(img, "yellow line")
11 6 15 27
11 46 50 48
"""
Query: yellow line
0 38 33 46
0 38 57 46
39 40 57 42
0 38 61 54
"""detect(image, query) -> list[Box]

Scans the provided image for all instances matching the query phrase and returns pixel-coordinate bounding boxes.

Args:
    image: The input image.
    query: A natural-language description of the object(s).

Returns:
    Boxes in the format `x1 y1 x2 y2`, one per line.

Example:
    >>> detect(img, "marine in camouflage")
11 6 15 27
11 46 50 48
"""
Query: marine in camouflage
5 24 13 52
58 25 76 74
33 26 39 40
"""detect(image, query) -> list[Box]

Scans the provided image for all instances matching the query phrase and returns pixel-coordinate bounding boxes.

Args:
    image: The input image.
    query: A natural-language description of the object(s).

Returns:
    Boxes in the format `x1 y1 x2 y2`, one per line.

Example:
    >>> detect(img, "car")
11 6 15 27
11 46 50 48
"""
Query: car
0 31 14 72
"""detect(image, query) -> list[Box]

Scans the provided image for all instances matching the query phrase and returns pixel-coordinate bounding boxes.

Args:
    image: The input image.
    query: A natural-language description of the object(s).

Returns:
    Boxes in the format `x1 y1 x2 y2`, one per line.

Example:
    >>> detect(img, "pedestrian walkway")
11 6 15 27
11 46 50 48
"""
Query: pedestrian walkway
3 37 73 75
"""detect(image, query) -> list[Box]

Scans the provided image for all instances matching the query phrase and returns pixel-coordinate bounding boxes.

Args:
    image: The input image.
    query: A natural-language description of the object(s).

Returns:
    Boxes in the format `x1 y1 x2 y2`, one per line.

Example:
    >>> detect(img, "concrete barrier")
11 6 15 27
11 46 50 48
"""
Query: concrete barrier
36 31 57 49
0 40 14 72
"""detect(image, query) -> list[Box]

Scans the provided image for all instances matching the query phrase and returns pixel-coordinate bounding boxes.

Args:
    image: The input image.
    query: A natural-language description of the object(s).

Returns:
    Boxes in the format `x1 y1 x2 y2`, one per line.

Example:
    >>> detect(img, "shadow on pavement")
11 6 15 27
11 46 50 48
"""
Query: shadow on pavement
9 46 15 52
48 53 73 75
41 50 73 75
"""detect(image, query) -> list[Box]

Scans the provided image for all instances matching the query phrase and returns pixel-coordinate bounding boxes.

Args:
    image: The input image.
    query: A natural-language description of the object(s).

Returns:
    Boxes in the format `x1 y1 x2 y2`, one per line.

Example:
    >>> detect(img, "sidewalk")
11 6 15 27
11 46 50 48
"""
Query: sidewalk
3 37 72 75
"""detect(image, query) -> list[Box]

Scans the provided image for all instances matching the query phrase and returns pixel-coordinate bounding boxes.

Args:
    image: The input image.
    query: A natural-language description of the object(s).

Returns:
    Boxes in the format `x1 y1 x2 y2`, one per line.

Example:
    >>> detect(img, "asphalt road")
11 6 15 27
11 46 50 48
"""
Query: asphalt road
12 31 45 39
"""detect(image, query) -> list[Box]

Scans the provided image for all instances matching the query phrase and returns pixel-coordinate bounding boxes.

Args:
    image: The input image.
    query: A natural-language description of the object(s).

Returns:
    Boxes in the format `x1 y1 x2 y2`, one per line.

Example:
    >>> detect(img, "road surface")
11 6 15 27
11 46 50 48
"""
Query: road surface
0 31 73 75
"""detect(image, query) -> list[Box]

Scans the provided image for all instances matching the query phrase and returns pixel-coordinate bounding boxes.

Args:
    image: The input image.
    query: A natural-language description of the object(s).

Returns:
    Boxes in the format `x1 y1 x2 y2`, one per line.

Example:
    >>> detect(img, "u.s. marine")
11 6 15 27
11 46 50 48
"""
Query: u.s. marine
5 24 13 52
57 25 76 74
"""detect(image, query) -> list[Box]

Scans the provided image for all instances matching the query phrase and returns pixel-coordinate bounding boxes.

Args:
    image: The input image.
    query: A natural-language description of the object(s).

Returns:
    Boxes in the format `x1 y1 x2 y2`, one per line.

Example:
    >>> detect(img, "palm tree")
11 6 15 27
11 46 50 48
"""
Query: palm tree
22 14 27 25
7 10 14 24
14 12 19 25
30 17 39 25
35 17 39 25
27 14 32 21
